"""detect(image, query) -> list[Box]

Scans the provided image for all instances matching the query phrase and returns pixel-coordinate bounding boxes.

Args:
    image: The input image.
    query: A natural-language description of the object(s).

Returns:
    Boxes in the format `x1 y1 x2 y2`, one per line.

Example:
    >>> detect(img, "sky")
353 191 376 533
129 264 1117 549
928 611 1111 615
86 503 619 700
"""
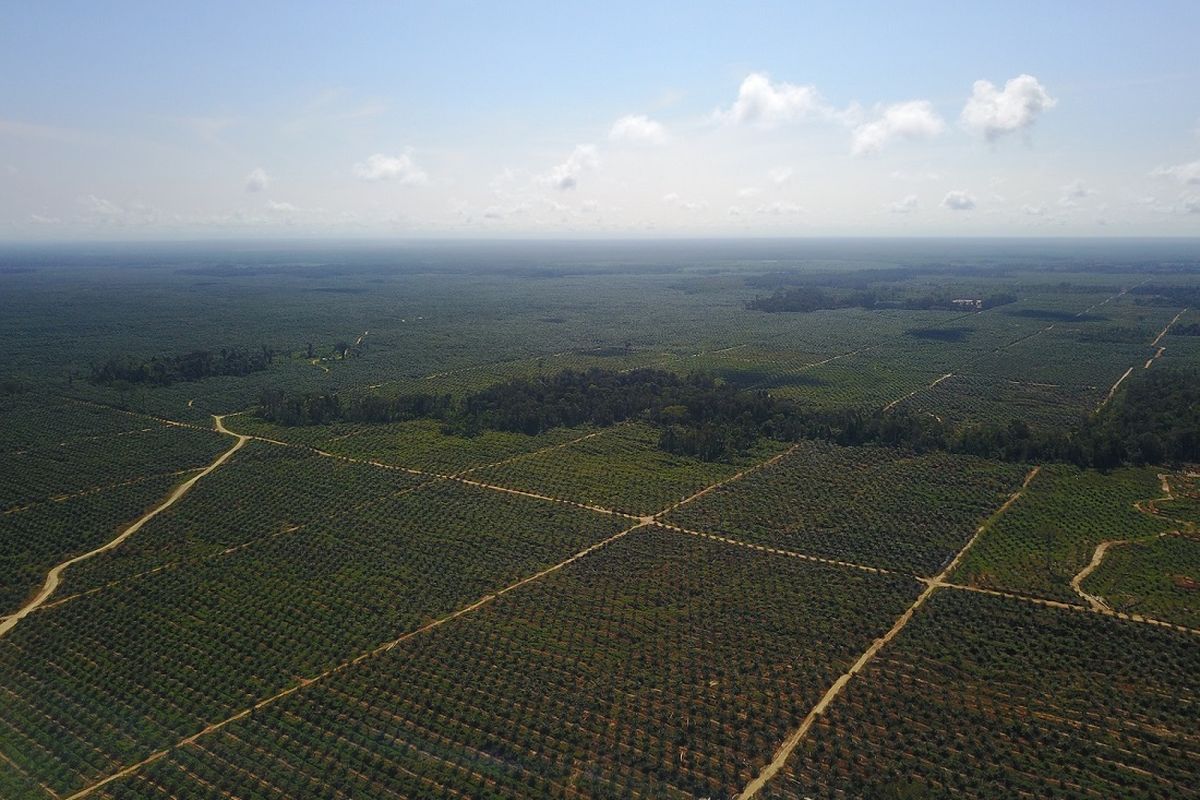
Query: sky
1 1 1199 240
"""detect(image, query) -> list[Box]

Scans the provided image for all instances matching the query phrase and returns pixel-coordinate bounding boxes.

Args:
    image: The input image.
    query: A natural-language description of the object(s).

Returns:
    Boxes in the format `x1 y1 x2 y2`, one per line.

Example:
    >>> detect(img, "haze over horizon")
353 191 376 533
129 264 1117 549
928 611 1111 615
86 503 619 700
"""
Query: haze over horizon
3 1 1199 240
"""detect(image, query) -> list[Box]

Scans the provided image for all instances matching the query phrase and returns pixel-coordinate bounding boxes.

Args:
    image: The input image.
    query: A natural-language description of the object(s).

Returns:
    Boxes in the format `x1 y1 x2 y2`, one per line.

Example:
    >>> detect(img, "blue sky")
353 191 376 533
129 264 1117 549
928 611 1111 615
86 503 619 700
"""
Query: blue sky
2 1 1198 238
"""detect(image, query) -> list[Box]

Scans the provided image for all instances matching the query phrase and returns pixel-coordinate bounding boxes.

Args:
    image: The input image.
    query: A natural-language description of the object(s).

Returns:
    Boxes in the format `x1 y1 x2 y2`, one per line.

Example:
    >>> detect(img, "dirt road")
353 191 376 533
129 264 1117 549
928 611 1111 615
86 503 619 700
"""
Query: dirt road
0 416 247 640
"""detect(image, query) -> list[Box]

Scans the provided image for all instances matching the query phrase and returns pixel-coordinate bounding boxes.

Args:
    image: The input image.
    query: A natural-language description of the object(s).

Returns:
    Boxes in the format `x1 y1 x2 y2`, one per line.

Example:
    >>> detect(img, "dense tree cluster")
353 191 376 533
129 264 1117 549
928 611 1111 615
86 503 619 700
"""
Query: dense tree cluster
258 388 451 426
257 366 1199 468
949 367 1199 468
90 346 272 387
747 287 1016 314
1083 365 1200 464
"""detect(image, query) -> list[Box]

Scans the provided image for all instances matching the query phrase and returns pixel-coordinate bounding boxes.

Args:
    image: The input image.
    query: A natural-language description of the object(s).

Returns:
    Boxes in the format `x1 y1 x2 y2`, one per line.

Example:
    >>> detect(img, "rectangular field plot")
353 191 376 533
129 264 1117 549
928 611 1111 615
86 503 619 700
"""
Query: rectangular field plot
229 414 598 476
0 483 628 798
961 333 1150 389
55 441 428 598
471 422 789 516
1160 325 1200 367
0 423 229 511
760 590 1200 800
953 465 1173 603
91 527 923 800
0 396 163 453
667 441 1026 574
770 356 951 411
0 471 187 616
667 346 836 390
898 373 1098 431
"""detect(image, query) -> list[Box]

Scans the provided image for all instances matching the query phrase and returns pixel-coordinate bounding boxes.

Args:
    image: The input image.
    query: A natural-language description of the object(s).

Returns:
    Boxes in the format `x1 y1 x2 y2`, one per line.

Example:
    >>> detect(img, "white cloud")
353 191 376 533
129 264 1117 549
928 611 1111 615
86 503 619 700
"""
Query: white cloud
941 190 976 211
716 72 832 128
889 195 919 214
244 167 270 192
661 192 705 211
756 201 803 215
1150 159 1200 185
1023 204 1046 216
28 213 60 224
768 166 794 185
543 144 598 191
79 195 158 226
961 74 1056 140
82 194 123 216
1058 179 1092 207
265 200 298 212
609 114 668 145
737 187 760 198
481 202 532 220
1182 194 1200 214
851 100 944 155
353 152 428 184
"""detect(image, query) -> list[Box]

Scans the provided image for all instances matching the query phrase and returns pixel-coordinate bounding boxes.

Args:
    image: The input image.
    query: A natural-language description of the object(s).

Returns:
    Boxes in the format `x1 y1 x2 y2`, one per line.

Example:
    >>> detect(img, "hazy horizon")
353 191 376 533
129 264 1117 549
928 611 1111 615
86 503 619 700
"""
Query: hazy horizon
3 1 1199 240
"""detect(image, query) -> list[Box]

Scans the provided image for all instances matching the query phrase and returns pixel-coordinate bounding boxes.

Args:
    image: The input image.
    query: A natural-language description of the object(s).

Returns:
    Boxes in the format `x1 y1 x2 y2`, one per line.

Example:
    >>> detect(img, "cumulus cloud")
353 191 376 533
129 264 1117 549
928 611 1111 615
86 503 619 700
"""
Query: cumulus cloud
1023 204 1046 216
543 145 598 191
609 114 668 145
1150 159 1200 185
851 101 944 155
961 74 1056 140
716 72 833 127
353 152 428 184
1058 179 1092 207
265 200 298 212
941 190 976 211
889 195 919 214
244 167 270 192
1182 194 1200 214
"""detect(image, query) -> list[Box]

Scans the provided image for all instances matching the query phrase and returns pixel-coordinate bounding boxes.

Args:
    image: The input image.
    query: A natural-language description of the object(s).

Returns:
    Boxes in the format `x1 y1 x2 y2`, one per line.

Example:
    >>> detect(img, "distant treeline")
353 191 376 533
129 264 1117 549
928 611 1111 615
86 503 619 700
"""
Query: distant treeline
90 347 273 387
259 368 956 460
257 366 1199 468
1130 284 1200 307
747 287 1017 314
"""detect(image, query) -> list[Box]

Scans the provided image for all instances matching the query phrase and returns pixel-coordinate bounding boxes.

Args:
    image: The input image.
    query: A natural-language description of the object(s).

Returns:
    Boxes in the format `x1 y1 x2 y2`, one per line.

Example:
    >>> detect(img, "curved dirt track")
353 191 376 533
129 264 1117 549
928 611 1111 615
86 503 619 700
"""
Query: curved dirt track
1071 473 1188 612
1071 539 1128 612
0 415 247 640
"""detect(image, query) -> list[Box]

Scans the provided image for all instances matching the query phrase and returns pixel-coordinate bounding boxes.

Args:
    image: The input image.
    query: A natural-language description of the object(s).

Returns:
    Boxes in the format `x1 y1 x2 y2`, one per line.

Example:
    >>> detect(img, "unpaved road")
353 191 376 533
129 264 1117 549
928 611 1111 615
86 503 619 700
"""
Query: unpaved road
0 415 247 640
1071 473 1183 612
736 466 1040 799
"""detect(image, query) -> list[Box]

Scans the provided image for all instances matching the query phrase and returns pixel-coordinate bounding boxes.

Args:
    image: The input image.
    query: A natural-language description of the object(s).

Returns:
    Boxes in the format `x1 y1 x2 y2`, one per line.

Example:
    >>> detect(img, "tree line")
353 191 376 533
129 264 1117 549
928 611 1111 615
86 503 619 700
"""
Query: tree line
90 346 273 387
257 366 1199 467
747 287 1017 314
